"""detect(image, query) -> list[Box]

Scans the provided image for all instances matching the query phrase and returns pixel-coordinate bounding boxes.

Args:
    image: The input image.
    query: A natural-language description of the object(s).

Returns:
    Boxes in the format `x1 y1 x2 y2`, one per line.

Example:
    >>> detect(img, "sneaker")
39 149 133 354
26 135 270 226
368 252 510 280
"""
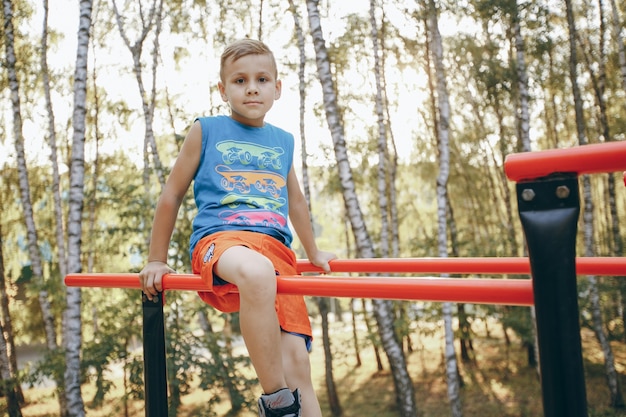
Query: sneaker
258 388 301 417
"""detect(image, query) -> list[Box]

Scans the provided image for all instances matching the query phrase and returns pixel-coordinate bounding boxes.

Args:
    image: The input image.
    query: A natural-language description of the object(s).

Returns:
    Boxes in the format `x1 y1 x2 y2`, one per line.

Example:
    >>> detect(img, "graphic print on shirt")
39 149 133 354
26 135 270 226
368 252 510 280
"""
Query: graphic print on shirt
216 165 285 198
215 140 287 229
216 140 283 169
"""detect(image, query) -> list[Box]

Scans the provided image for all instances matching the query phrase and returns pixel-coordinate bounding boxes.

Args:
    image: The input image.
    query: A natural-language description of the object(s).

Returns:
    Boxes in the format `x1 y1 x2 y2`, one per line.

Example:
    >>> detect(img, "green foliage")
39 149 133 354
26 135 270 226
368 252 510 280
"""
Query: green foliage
159 293 257 415
501 306 534 345
80 287 143 408
23 346 64 390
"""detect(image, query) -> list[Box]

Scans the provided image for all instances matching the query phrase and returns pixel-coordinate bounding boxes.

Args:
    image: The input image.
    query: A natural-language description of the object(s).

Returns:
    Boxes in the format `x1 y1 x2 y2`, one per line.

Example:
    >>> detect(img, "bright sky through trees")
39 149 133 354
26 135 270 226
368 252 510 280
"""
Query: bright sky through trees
2 1 484 170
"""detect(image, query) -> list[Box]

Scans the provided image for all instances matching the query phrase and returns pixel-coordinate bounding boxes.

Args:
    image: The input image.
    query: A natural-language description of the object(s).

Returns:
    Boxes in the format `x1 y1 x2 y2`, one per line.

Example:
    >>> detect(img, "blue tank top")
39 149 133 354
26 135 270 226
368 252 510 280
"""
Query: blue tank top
189 116 294 257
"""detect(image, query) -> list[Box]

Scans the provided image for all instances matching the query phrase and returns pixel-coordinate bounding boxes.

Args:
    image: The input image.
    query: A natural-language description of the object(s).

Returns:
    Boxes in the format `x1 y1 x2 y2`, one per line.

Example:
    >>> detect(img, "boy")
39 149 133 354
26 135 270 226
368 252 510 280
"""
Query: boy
139 39 335 417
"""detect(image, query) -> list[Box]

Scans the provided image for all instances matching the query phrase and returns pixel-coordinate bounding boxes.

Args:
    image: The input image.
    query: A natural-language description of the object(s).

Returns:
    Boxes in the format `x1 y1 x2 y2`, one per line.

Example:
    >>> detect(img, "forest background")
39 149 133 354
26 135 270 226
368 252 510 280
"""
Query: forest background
1 0 626 416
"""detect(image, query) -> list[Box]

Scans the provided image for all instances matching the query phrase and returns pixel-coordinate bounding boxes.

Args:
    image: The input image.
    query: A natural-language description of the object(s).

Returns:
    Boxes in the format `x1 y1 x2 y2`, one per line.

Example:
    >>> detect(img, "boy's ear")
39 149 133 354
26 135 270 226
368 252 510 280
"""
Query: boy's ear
274 79 282 100
218 81 228 102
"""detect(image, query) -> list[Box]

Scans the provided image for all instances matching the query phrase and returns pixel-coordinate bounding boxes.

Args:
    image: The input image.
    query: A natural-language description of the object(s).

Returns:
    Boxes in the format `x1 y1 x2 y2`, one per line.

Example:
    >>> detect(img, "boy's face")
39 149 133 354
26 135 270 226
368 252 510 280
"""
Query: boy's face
218 53 281 127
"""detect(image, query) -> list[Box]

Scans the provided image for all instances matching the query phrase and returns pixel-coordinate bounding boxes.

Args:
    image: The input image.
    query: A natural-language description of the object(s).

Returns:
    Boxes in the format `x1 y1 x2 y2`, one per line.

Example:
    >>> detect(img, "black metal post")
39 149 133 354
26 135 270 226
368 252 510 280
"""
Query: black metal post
516 174 588 417
142 292 168 417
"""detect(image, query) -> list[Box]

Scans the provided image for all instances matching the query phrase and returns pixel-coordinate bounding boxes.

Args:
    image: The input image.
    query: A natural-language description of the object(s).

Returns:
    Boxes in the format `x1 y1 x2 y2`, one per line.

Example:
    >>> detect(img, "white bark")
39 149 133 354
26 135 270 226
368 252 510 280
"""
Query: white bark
42 0 68 279
370 0 390 257
111 0 166 189
2 0 58 355
63 1 94 415
427 0 462 415
608 0 626 93
565 0 624 407
513 1 531 153
306 2 417 415
0 322 23 417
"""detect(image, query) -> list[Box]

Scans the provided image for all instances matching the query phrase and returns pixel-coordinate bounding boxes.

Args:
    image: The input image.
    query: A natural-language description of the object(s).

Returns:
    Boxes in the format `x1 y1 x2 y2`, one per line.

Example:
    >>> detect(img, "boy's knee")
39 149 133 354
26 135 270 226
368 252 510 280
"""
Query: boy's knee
236 254 276 296
284 343 311 372
284 349 312 388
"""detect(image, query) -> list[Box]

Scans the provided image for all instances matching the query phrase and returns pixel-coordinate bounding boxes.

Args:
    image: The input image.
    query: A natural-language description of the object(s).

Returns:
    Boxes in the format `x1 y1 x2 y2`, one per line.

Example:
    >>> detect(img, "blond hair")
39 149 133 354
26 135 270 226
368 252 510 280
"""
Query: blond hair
220 39 277 81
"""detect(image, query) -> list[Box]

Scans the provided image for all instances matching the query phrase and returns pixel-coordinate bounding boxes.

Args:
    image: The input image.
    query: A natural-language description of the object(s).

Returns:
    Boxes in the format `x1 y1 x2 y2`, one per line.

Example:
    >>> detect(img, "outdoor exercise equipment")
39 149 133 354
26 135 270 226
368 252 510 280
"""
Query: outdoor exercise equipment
65 139 626 417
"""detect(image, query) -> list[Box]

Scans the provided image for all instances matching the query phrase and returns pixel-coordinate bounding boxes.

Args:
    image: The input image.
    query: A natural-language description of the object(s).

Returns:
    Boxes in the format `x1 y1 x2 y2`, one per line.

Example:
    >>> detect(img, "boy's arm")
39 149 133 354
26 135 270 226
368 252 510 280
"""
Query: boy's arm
139 121 203 299
287 167 336 273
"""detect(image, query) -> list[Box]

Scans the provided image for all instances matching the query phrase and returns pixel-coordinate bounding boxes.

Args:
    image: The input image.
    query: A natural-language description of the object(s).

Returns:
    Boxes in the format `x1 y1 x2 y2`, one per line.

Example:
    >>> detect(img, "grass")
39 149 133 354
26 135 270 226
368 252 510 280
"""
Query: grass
6 316 626 417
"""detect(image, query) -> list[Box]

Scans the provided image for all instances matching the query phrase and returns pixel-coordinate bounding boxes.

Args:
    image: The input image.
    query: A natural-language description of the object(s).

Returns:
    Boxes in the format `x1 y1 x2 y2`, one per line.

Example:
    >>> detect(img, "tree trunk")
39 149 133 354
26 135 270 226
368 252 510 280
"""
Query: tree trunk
288 1 343 413
512 1 531 153
0 221 23 408
583 0 626 351
0 224 23 415
41 0 68 280
369 0 390 257
0 322 23 417
608 0 626 93
318 297 342 416
379 16 401 260
2 0 63 412
448 199 472 366
362 298 384 371
350 299 362 367
197 310 245 412
306 2 417 415
565 0 624 408
427 0 462 415
63 1 94 416
86 23 102 275
112 0 167 189
3 0 58 359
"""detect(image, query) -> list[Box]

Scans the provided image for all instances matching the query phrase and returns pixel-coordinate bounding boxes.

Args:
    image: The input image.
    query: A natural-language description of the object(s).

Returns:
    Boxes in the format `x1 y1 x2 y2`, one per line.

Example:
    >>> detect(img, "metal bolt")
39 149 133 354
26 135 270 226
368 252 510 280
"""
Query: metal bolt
556 185 570 199
521 188 535 201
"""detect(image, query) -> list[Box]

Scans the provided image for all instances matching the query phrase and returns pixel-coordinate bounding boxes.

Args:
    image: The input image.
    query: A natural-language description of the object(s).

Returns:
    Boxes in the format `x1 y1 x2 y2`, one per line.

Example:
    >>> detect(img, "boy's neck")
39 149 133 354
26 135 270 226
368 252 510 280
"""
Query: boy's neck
230 114 265 128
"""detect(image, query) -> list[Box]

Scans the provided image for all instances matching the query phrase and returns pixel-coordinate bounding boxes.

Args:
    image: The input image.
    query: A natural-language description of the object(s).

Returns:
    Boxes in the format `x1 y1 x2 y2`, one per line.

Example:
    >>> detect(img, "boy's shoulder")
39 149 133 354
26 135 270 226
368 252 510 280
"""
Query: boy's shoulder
195 114 229 125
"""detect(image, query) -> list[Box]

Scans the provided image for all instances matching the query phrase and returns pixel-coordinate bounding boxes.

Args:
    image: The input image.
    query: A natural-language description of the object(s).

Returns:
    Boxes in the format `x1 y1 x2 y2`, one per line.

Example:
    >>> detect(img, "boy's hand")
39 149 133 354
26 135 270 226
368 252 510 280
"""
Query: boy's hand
139 261 175 300
309 250 337 274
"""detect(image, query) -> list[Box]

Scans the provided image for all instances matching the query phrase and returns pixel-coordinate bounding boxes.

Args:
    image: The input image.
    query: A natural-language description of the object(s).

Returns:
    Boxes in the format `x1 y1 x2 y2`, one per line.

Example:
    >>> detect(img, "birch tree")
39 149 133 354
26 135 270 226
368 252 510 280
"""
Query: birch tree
86 0 102 275
111 0 166 188
64 1 94 415
41 0 68 280
287 1 342 415
606 0 626 346
0 223 23 417
510 0 539 373
512 0 531 154
608 0 626 93
380 13 400 261
427 0 462 415
306 1 417 416
2 0 64 412
370 0 390 257
564 0 624 408
0 322 22 417
2 0 58 356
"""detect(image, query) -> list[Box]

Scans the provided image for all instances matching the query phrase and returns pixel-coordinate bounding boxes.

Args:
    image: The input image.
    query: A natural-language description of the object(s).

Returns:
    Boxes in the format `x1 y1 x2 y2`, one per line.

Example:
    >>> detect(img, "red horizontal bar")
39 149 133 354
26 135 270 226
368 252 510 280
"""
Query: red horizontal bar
504 141 626 182
63 273 533 306
64 257 625 306
297 257 626 276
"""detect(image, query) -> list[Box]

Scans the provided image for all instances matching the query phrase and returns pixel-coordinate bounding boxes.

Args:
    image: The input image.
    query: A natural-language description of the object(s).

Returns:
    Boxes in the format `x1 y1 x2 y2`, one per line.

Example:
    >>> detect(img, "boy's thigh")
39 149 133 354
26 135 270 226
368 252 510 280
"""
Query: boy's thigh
214 245 274 286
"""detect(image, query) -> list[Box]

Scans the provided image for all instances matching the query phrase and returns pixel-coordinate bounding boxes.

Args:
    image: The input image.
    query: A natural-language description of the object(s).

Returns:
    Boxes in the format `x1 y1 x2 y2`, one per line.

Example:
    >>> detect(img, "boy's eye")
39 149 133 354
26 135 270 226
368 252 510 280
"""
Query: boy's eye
259 77 267 83
235 78 245 84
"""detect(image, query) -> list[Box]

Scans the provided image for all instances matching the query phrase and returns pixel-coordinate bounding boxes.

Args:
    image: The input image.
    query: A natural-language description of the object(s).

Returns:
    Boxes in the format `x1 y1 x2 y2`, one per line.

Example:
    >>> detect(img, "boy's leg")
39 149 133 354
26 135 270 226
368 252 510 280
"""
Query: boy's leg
281 333 322 417
214 245 288 394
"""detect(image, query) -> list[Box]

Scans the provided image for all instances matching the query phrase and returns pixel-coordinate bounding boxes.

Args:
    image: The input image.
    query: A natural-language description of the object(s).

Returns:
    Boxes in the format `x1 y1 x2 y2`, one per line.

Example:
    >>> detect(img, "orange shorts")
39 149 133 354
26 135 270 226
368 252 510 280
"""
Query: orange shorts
191 230 312 339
